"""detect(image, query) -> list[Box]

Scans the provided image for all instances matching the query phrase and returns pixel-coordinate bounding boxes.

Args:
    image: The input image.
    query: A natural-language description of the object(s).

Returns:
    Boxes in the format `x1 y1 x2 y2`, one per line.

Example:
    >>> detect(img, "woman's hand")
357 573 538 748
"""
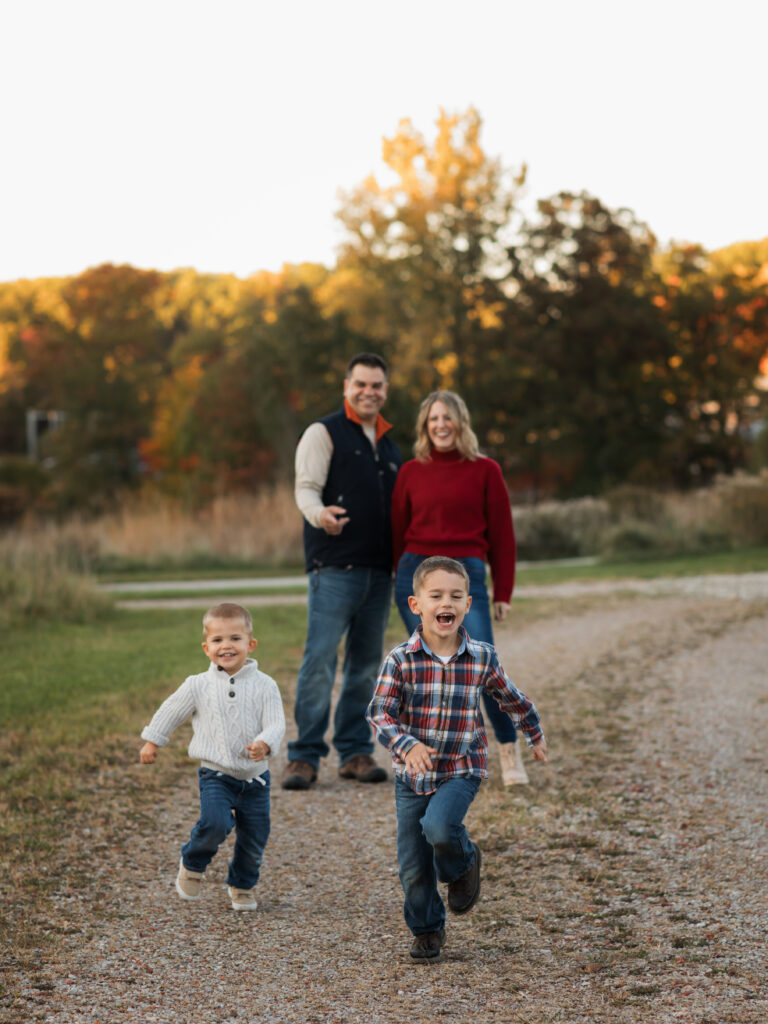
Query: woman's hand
493 601 510 622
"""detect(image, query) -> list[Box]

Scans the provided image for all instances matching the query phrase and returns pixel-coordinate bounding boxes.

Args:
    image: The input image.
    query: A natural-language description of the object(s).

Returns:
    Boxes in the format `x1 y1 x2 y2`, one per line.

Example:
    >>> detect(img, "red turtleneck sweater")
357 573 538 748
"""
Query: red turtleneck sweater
391 449 516 602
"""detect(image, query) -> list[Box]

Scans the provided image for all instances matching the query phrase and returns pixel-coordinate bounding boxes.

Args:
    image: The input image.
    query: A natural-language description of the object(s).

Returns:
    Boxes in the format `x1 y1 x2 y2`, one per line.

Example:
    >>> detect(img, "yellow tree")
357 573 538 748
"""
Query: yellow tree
329 108 526 423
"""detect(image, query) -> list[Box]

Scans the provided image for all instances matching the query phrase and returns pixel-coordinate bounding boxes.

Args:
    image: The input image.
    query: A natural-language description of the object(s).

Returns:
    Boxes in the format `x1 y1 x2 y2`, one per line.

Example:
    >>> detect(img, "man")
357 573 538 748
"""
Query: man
283 353 401 790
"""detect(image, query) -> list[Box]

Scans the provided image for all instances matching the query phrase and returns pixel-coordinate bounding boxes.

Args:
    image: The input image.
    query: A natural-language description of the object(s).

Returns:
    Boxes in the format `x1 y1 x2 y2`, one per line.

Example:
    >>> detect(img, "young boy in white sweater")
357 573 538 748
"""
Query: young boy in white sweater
140 602 285 911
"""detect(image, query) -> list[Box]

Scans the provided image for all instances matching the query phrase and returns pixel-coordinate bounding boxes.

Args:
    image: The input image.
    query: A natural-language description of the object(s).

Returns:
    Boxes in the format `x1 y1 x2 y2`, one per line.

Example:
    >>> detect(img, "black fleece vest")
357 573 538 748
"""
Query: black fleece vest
302 408 401 572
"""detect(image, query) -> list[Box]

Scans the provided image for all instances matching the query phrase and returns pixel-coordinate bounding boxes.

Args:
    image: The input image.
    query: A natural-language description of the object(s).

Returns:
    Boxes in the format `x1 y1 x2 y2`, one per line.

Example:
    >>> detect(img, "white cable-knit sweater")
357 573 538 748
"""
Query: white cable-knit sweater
141 659 286 781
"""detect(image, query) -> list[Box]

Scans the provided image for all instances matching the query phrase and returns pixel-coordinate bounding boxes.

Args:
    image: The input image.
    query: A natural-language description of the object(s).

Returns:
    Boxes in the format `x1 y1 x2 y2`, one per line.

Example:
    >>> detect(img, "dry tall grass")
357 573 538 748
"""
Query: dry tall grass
0 536 112 626
7 484 304 573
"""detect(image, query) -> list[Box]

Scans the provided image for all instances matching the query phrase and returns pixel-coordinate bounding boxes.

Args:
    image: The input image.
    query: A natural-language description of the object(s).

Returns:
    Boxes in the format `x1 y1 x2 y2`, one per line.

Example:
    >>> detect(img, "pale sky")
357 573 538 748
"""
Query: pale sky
2 0 766 283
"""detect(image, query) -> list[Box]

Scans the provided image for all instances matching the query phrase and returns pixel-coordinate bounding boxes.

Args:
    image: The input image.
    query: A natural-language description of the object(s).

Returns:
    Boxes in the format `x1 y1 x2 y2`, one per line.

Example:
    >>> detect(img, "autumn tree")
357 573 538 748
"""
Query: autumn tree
329 107 526 445
652 243 768 482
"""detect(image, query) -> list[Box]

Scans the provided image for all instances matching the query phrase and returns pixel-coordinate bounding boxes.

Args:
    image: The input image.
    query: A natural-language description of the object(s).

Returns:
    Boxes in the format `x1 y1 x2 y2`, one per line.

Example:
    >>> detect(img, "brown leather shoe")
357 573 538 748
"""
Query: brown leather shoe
338 754 387 783
281 760 317 790
410 929 446 961
447 843 482 914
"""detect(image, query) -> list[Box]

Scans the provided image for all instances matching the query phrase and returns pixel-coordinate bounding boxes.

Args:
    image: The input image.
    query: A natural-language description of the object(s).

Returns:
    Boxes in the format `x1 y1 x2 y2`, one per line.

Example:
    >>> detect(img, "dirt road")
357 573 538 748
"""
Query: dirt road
3 590 767 1023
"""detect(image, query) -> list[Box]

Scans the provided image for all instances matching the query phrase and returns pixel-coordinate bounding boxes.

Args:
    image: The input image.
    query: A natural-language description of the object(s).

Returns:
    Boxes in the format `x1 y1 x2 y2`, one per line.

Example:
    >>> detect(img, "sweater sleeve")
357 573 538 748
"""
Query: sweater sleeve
141 678 197 747
484 459 516 602
391 463 412 569
295 422 333 529
251 676 286 757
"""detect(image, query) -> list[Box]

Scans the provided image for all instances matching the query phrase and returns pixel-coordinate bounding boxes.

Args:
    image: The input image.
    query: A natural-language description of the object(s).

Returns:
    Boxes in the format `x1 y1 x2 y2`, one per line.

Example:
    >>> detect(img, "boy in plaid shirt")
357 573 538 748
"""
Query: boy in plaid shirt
367 555 547 962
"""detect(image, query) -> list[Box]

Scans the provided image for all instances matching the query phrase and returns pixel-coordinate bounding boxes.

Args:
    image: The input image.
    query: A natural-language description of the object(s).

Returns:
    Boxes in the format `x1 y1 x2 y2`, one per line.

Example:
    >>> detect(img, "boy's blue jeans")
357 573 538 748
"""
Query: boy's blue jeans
395 774 481 935
394 552 517 743
287 565 392 767
182 768 271 890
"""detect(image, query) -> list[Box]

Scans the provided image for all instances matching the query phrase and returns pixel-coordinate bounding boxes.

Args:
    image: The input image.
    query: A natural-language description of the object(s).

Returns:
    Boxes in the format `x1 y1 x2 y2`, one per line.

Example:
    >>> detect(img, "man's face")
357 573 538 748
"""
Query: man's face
343 363 388 424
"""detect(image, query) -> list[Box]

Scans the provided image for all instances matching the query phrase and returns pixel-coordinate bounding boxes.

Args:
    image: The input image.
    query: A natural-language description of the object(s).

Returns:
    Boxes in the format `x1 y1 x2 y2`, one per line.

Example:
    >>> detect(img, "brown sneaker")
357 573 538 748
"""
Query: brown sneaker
281 760 317 790
447 843 482 914
176 859 204 901
410 929 446 961
338 754 387 783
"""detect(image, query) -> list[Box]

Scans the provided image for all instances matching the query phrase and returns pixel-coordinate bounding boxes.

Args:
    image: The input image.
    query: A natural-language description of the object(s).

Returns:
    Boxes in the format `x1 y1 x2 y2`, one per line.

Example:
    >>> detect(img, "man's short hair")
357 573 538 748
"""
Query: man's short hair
202 602 253 636
413 556 470 594
346 352 389 378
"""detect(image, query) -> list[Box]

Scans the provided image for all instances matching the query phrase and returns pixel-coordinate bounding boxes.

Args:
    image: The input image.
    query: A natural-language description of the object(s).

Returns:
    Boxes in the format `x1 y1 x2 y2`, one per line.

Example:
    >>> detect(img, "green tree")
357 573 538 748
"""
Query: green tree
505 192 673 494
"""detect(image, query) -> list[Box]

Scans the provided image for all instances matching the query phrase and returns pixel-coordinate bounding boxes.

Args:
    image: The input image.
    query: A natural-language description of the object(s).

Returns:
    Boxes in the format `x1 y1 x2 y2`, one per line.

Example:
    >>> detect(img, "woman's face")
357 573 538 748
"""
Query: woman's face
426 400 457 452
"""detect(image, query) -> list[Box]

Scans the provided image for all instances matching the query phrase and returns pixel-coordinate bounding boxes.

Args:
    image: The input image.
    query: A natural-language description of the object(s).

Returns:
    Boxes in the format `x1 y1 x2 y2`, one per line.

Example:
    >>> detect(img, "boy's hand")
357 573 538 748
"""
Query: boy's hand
246 740 270 761
531 739 548 763
405 742 438 775
140 741 158 764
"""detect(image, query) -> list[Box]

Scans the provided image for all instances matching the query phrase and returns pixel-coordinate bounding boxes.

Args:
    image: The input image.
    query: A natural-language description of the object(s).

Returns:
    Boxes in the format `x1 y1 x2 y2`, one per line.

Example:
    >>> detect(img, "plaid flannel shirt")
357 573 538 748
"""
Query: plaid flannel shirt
367 626 544 794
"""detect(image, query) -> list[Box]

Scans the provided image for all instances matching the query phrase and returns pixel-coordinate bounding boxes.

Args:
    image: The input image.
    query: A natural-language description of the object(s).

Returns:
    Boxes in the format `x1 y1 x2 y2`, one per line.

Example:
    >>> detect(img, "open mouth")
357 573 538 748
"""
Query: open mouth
436 613 455 625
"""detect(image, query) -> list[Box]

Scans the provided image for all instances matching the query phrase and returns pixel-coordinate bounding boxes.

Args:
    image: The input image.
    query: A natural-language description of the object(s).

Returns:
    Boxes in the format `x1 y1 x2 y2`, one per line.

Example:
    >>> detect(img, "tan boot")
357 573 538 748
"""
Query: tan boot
499 742 529 787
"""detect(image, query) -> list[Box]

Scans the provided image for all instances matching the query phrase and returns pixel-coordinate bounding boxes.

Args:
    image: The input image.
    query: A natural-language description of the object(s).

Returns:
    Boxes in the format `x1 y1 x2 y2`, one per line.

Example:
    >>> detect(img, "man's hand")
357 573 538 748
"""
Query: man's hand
140 741 158 764
405 742 438 775
246 740 270 761
318 505 350 535
493 601 510 622
532 739 548 763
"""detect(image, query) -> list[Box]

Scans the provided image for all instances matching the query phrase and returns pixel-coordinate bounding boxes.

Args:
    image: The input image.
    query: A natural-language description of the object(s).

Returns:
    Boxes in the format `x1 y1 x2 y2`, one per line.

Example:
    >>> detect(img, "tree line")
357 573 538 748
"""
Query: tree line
0 109 766 518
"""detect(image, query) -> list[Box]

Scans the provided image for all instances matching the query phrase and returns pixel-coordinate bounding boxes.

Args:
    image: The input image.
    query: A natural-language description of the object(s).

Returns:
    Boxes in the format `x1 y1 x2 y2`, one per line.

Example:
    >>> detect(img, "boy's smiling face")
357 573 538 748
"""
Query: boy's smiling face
202 617 257 676
408 569 472 653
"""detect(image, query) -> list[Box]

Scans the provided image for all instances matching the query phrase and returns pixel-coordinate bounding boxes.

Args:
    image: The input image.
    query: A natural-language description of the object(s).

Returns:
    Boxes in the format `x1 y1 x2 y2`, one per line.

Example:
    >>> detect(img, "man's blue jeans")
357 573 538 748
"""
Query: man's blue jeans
394 552 517 743
395 774 481 934
181 768 270 890
287 566 392 768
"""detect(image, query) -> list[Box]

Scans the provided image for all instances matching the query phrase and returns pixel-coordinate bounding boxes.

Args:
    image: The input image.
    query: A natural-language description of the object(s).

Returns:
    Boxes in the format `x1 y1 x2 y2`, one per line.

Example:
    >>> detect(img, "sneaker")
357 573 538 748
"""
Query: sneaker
447 843 482 915
338 754 387 783
499 742 529 787
410 929 446 961
228 886 258 911
176 859 204 901
281 760 318 790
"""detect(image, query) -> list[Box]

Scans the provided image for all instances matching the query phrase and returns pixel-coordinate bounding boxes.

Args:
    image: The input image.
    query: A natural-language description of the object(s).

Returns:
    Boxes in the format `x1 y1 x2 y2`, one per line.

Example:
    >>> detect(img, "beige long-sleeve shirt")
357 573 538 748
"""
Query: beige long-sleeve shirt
294 420 377 528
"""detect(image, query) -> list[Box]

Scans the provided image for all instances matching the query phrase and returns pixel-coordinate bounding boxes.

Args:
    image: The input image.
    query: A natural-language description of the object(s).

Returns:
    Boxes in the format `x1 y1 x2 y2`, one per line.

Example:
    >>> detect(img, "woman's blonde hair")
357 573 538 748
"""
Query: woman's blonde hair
413 390 480 462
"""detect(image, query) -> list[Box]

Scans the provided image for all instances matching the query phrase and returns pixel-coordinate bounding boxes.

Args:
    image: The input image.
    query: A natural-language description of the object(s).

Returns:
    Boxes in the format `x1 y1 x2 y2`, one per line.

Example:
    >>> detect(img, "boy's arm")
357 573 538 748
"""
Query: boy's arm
247 677 286 760
140 678 196 751
366 655 421 763
483 650 545 748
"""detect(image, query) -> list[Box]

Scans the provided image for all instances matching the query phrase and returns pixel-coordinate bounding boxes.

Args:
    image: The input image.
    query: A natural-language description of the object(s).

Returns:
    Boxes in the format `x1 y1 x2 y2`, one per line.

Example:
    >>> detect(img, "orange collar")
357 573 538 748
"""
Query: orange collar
344 398 392 442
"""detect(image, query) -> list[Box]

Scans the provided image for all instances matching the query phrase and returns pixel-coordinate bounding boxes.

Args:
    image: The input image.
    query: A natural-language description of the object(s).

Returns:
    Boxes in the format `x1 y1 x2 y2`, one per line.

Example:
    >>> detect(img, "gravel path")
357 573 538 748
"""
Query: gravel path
114 571 768 609
3 590 767 1023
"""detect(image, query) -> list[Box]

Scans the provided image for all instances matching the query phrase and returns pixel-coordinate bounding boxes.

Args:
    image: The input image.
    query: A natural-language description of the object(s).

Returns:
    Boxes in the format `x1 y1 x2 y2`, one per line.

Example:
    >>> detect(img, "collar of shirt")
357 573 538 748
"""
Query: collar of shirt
343 399 393 442
407 624 469 662
205 658 259 683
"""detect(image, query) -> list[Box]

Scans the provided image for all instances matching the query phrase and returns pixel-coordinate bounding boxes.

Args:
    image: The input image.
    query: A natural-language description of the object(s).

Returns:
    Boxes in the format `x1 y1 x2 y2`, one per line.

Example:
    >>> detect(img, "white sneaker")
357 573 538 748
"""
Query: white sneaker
176 859 204 900
499 742 529 787
228 886 258 911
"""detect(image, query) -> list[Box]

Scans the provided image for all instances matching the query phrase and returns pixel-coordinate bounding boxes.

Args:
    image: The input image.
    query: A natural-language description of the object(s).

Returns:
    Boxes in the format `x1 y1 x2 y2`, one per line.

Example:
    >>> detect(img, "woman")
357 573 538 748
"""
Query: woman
391 390 528 786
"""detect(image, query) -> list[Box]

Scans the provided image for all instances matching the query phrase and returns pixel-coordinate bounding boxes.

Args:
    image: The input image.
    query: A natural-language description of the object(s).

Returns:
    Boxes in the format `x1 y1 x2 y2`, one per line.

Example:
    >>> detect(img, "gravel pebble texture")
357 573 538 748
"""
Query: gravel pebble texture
3 585 768 1023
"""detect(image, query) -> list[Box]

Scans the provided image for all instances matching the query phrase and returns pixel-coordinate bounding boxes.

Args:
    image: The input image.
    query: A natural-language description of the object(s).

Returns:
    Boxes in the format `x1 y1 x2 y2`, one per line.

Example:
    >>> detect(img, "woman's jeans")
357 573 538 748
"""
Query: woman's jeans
394 552 517 743
395 775 481 934
182 768 271 890
287 565 392 767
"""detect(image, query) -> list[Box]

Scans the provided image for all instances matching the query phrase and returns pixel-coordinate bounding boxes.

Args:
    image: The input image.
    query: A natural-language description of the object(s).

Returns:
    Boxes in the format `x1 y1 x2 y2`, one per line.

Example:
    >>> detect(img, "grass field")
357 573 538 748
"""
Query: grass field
3 545 767 933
